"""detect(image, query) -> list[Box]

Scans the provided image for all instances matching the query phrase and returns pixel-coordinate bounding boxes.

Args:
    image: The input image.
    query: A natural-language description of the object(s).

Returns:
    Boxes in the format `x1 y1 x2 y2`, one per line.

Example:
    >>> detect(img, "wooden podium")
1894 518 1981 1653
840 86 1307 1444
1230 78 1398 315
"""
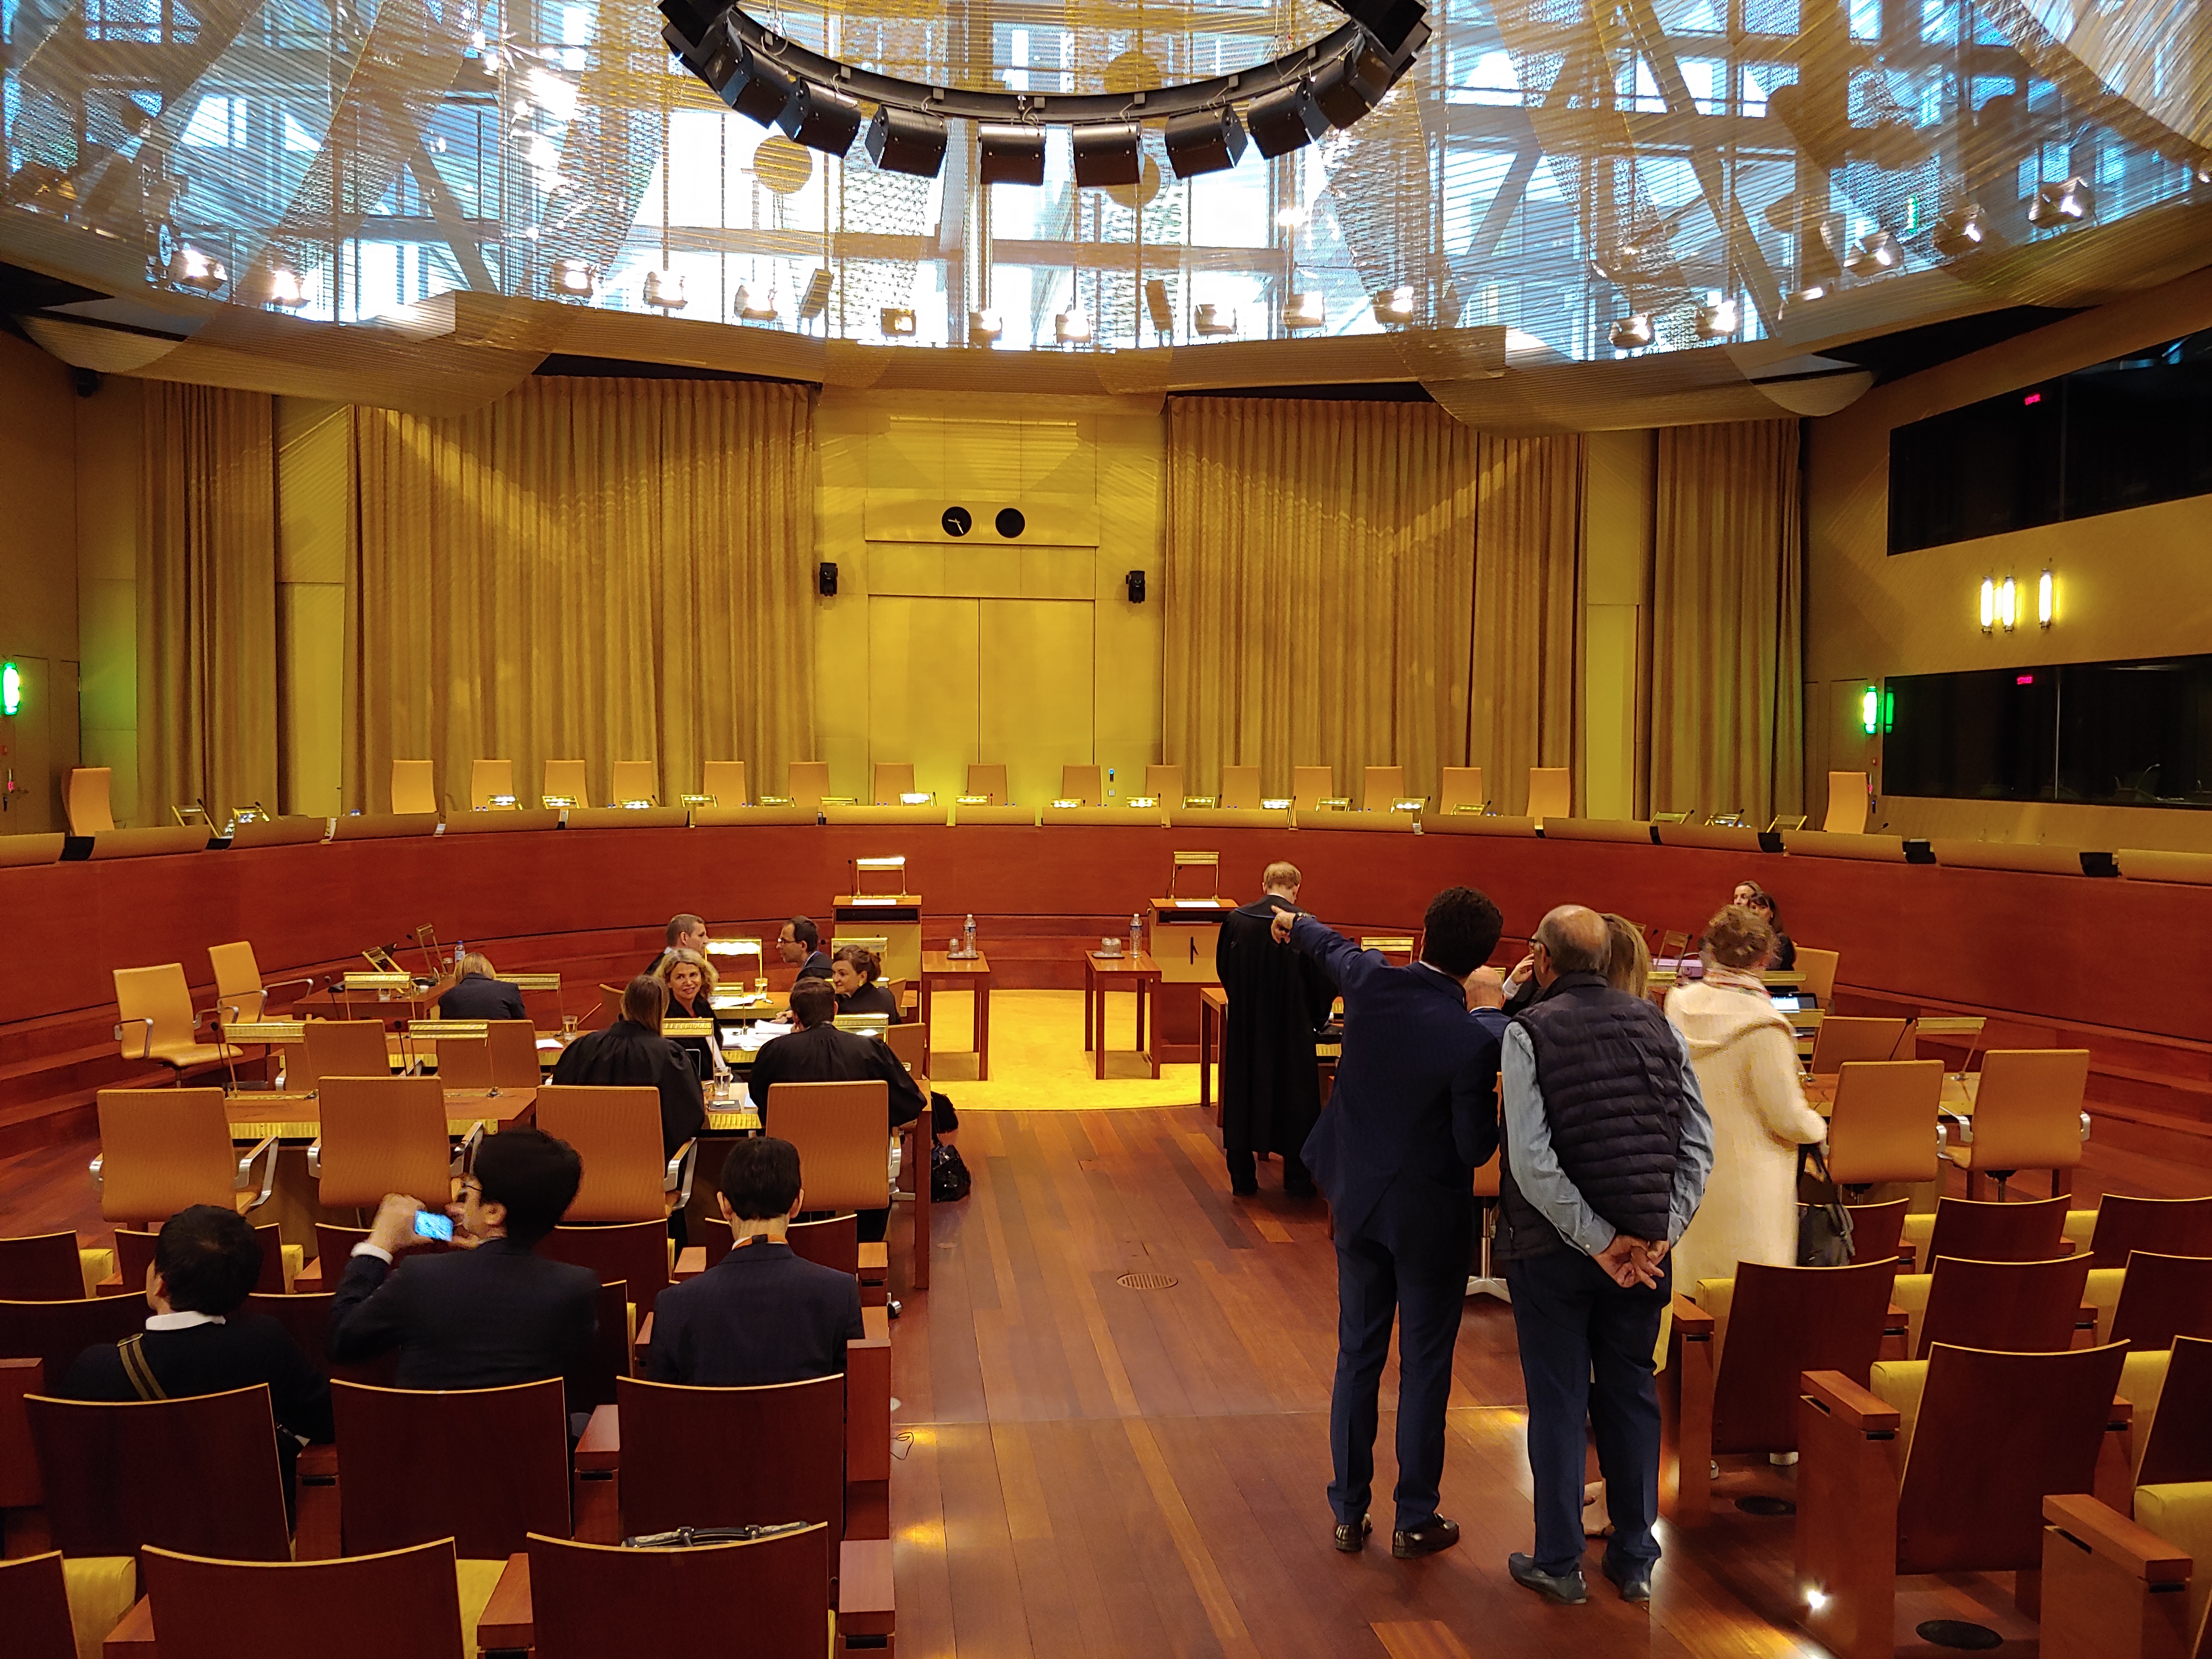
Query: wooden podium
1149 896 1233 1065
832 894 923 984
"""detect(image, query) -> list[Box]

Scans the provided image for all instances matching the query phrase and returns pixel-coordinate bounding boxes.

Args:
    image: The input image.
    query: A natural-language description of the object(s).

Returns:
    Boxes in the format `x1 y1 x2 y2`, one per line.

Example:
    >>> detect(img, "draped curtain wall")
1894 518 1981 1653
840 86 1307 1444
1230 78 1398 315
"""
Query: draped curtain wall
343 376 817 814
1162 397 1583 813
138 382 280 824
1649 418 1803 822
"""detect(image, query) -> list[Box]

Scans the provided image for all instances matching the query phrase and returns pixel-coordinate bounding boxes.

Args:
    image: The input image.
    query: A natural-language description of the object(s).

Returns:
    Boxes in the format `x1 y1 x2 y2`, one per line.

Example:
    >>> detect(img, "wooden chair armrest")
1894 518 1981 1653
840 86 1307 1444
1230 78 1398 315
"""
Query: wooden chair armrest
837 1538 896 1635
95 1269 125 1296
297 1442 339 1480
862 1305 890 1344
574 1402 620 1471
633 1311 654 1357
1669 1295 1715 1338
1883 1303 1908 1333
857 1241 888 1281
1801 1369 1901 1432
2108 1393 2134 1430
476 1553 534 1650
672 1246 706 1281
293 1259 325 1291
2044 1494 2193 1583
101 1594 157 1657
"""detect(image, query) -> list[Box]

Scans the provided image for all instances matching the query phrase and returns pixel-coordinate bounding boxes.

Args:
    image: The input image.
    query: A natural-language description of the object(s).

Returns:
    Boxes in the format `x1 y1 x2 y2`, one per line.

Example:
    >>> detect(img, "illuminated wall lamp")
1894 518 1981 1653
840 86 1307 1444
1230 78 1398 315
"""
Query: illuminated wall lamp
2000 575 2018 631
1978 576 1995 633
2038 568 2055 628
1861 686 1879 735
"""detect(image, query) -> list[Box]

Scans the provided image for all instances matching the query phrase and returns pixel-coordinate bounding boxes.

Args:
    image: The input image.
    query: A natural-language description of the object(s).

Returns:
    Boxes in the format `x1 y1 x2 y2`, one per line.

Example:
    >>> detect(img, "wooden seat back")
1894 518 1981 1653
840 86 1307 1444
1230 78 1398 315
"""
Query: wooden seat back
331 1378 569 1557
1709 1258 1898 1454
1291 765 1334 810
1145 763 1184 803
432 1036 493 1090
1843 1197 1910 1264
785 761 830 810
95 1087 240 1223
610 760 656 805
0 1295 146 1395
1219 763 1261 809
2091 1194 2212 1269
1060 763 1102 804
115 1221 287 1297
2136 1335 2212 1486
1795 946 1840 1006
1965 1049 2090 1174
0 1234 91 1302
209 941 267 1022
1924 1192 2071 1266
390 759 437 816
28 1385 291 1560
701 760 748 805
540 1220 673 1316
2111 1252 2212 1352
1895 1340 2127 1574
468 758 514 809
112 965 199 1064
1823 769 1869 834
542 759 588 807
526 1526 829 1659
613 1374 844 1564
872 761 914 803
1916 1253 2091 1357
303 1020 394 1087
1439 766 1484 812
1472 1150 1500 1200
964 763 1007 803
698 1213 859 1276
476 1020 542 1090
245 1291 398 1387
67 766 115 836
315 1076 454 1211
1526 766 1572 820
763 1081 889 1214
1361 765 1405 812
885 1021 926 1072
533 1086 668 1224
1809 1016 1910 1074
1824 1060 1943 1186
140 1537 466 1659
0 1552 79 1659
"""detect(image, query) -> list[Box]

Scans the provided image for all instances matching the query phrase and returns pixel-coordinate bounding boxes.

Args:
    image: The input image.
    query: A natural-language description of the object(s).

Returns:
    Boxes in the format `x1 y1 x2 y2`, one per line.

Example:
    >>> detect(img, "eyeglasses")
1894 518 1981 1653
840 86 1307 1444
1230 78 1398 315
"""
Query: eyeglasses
461 1180 484 1200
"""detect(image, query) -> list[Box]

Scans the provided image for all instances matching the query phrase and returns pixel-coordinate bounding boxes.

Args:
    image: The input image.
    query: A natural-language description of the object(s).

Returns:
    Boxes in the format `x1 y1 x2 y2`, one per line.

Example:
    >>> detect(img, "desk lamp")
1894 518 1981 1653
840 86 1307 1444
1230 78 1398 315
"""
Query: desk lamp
1167 850 1220 903
850 855 906 902
1390 798 1424 814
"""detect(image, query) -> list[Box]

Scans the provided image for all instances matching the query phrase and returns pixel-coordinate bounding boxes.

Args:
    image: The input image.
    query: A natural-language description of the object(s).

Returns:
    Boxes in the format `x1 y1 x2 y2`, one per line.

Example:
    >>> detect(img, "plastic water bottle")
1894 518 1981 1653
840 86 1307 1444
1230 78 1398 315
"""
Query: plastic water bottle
963 914 977 958
1130 912 1144 960
453 940 466 971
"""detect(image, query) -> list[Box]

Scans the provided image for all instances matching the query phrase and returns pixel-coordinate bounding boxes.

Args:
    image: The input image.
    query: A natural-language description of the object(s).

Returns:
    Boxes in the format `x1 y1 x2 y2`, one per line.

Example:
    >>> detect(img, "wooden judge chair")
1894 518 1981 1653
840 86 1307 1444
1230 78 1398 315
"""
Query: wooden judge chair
467 759 514 809
301 1020 400 1088
1796 1340 2131 1659
541 1218 675 1320
331 1378 570 1557
209 941 314 1027
2092 1196 2212 1269
310 1076 466 1213
1059 763 1102 804
112 964 241 1082
1216 764 1260 809
1946 1047 2092 1199
1662 1257 1899 1524
610 761 656 805
965 762 1008 803
785 761 830 810
28 1385 293 1560
1362 766 1406 811
1907 1253 2094 1357
541 759 589 808
94 1087 278 1224
762 1080 894 1303
0 1550 137 1659
1823 1059 1944 1189
1439 766 1486 812
1526 766 1573 821
1794 946 1840 1007
523 1526 838 1659
0 1232 110 1301
2107 1255 2212 1353
1291 765 1335 811
390 759 438 816
65 767 114 836
700 760 749 805
1824 769 1870 834
1903 1192 2074 1272
1808 1016 1911 1074
107 1221 293 1297
133 1537 471 1659
872 761 915 803
1145 763 1184 803
432 1020 539 1092
534 1086 696 1225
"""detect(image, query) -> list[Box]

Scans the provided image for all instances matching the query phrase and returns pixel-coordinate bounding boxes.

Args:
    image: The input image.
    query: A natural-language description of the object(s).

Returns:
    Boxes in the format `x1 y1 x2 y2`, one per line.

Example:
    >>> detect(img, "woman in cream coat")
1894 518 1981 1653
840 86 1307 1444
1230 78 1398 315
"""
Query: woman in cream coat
1665 906 1828 1296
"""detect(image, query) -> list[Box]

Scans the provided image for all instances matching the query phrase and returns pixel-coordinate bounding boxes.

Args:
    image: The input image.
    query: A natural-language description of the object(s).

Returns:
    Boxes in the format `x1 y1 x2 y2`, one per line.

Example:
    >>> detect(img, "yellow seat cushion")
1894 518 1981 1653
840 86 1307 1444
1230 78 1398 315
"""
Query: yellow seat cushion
76 1249 115 1298
148 1041 242 1067
2064 1209 2097 1251
1869 1358 1929 1468
457 1559 509 1652
62 1557 137 1659
2120 1349 2173 1477
1901 1213 1933 1270
2134 1482 2212 1646
1692 1277 1736 1368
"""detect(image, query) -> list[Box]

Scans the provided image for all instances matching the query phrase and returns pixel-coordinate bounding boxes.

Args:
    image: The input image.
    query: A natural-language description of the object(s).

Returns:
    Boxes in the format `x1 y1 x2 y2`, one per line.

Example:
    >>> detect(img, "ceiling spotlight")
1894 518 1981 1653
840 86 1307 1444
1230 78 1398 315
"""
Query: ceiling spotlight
550 257 595 298
1373 285 1416 324
1312 38 1393 129
170 246 227 292
778 80 862 156
1054 308 1093 345
697 30 798 127
1072 122 1142 189
977 124 1046 186
1247 80 1327 158
1783 283 1829 314
797 268 833 322
2029 176 2093 226
880 306 916 338
734 282 777 320
1694 295 1739 339
1163 106 1248 178
1931 204 1990 258
968 308 1002 345
264 267 311 308
1608 313 1654 349
1275 204 1310 229
1282 290 1327 330
1842 230 1901 274
1194 303 1238 337
863 105 946 179
644 267 688 310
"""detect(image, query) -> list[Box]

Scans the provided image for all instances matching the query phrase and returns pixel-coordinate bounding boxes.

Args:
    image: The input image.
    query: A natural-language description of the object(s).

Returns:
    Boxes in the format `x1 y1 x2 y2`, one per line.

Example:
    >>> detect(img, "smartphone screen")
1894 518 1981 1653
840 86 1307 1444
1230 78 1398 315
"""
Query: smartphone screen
411 1211 455 1243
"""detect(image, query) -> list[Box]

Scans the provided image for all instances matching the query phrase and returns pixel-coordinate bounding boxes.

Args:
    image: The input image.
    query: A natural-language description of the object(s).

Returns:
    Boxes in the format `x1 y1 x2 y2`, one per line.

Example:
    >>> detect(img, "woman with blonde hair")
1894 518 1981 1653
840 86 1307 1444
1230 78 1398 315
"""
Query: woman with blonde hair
429 951 525 1020
1602 914 1650 1000
1663 905 1825 1294
653 947 727 1084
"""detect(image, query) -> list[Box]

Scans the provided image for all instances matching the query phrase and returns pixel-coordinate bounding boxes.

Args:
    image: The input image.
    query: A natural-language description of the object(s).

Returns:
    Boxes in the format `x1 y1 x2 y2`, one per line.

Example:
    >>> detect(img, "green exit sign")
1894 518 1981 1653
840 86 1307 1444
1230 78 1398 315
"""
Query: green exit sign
0 662 20 717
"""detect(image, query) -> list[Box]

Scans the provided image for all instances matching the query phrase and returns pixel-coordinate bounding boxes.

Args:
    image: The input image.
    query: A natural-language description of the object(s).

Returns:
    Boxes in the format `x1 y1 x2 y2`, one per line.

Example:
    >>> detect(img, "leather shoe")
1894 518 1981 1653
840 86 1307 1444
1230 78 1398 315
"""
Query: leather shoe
1602 1556 1653 1604
1392 1516 1460 1559
1332 1514 1372 1553
1508 1553 1589 1604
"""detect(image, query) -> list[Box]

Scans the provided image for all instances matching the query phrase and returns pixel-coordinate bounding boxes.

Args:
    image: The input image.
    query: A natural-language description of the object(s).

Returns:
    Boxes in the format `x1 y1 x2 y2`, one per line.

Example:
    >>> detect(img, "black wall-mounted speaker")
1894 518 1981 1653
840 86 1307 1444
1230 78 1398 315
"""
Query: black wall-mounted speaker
1125 570 1147 603
818 561 838 596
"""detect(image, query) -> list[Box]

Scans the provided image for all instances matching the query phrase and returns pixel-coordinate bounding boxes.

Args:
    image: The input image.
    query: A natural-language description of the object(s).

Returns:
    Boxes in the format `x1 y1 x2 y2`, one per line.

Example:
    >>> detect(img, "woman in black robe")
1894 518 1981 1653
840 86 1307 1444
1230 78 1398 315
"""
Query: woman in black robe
830 945 901 1022
1216 861 1336 1198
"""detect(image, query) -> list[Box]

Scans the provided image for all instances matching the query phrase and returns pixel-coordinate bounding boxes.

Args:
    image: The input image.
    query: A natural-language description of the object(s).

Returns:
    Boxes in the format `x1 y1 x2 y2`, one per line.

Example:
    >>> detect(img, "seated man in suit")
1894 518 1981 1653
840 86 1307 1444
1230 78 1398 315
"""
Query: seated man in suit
647 913 708 978
548 975 708 1158
326 1126 599 1392
643 1135 864 1387
63 1204 334 1511
777 916 832 986
424 951 526 1021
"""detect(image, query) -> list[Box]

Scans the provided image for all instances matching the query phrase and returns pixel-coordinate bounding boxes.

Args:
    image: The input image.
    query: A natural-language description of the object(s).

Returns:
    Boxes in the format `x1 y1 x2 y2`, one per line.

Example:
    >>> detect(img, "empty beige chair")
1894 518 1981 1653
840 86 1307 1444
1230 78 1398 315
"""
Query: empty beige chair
872 762 915 804
390 760 437 816
66 768 114 835
786 762 830 810
1362 766 1406 812
1796 946 1840 1006
1825 1058 1945 1188
1144 764 1184 803
542 759 588 807
113 964 239 1081
95 1087 278 1227
965 763 1008 803
1526 767 1572 821
1059 764 1102 804
611 762 657 806
1220 764 1262 809
1945 1048 2091 1200
701 761 749 805
535 1085 694 1224
1291 766 1335 811
207 941 313 1026
763 1080 889 1215
435 1020 542 1092
1824 770 1869 834
469 759 515 809
301 1020 395 1090
1808 1015 1910 1074
310 1076 461 1211
1440 766 1485 813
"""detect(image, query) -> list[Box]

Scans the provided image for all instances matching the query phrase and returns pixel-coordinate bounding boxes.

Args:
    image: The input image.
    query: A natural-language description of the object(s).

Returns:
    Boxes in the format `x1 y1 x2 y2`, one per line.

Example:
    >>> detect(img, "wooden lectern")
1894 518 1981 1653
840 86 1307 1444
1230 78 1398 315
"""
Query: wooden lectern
834 856 921 982
1150 853 1232 1064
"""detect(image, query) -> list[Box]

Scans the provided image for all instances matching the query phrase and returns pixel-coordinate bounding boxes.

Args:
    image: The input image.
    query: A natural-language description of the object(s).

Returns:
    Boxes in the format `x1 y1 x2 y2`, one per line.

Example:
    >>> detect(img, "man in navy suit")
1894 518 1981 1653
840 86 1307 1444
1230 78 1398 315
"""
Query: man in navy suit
1273 885 1506 1559
643 1135 865 1387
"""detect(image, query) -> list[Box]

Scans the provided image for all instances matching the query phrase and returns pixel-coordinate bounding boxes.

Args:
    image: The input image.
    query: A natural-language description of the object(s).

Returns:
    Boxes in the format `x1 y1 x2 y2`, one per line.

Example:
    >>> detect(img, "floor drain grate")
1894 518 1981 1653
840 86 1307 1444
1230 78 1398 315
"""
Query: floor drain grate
1917 1621 2002 1650
1116 1272 1179 1290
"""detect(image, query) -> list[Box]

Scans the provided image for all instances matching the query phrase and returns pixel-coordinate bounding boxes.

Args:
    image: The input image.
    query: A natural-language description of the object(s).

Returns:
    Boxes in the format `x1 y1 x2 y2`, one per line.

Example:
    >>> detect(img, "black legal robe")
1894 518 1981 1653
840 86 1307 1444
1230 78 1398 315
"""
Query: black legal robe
1216 894 1336 1157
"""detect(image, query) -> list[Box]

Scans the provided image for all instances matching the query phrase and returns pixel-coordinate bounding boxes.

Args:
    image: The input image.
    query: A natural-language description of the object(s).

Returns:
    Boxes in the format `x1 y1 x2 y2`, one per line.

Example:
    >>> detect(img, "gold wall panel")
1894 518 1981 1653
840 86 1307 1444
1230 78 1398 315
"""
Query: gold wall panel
981 599 1098 813
865 596 981 807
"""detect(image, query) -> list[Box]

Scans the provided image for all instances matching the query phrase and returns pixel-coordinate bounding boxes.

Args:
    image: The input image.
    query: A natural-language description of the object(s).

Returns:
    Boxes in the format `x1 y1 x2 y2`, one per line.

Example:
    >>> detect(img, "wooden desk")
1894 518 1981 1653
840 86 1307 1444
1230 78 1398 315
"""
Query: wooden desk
1201 984 1227 1125
1084 951 1160 1080
223 1087 537 1140
919 951 992 1079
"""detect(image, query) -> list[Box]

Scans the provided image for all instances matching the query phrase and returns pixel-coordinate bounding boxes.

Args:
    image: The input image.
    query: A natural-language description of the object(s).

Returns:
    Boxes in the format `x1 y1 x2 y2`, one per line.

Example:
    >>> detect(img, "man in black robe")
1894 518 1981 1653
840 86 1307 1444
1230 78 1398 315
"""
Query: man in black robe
1217 860 1335 1198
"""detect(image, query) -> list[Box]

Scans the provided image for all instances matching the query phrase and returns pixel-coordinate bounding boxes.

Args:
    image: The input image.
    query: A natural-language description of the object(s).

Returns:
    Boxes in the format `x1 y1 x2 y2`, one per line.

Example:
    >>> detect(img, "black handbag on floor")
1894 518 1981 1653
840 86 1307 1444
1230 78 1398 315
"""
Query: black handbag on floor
930 1142 972 1203
1796 1145 1855 1266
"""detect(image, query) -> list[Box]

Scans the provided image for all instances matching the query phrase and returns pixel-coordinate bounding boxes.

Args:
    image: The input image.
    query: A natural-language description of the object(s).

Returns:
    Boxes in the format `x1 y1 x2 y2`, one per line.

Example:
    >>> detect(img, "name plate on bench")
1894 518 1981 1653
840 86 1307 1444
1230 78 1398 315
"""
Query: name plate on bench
223 1021 308 1043
662 1018 717 1037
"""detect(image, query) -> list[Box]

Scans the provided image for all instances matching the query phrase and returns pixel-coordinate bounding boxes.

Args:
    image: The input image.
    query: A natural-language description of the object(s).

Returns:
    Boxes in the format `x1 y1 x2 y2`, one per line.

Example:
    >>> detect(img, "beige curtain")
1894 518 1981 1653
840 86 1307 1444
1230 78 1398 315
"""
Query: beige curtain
1163 397 1582 812
1649 418 1803 822
345 376 817 813
139 382 280 825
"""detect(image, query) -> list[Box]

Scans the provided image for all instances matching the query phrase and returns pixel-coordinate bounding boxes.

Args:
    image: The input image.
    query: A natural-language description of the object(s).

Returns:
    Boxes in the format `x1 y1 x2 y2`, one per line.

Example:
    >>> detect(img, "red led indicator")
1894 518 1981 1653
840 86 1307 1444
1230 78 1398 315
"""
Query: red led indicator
2024 392 2042 405
2017 674 2035 685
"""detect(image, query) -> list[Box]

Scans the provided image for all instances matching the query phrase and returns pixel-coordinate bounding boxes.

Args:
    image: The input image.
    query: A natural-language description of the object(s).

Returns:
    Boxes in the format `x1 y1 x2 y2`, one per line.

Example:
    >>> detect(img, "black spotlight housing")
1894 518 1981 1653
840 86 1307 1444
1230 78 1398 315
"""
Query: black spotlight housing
1312 38 1394 129
657 0 716 57
714 40 798 126
1071 122 1142 188
818 561 839 596
1125 570 1147 603
1163 106 1248 178
1246 80 1327 158
779 80 863 154
977 124 1047 185
864 104 947 178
